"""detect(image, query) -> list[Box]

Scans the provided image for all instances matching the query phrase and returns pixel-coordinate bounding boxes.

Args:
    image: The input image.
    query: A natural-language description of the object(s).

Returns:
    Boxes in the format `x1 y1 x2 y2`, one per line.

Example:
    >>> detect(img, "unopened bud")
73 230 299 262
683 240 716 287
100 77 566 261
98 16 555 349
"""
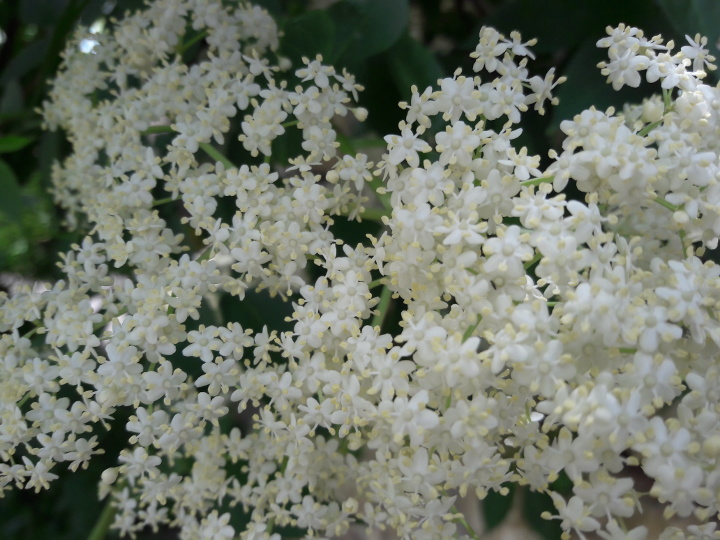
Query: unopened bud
641 100 664 123
342 497 358 513
101 467 119 485
352 107 368 122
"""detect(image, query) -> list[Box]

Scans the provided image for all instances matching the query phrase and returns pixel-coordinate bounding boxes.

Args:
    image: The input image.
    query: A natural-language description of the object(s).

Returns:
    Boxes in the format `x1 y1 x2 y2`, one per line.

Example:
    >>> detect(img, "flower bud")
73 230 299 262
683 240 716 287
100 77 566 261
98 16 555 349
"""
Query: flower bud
703 434 720 458
641 99 663 123
101 467 119 485
352 107 368 122
342 497 358 514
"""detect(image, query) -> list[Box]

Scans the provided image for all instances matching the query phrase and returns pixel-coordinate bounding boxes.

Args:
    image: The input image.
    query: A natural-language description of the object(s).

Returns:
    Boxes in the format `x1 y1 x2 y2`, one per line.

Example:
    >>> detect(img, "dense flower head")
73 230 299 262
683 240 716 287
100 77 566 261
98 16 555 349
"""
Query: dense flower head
1 1 720 538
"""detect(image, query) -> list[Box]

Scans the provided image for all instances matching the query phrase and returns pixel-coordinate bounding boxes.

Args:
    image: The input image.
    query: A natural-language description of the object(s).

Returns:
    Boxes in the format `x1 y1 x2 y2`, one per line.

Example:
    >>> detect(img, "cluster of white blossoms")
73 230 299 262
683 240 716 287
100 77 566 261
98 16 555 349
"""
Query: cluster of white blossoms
2 0 720 538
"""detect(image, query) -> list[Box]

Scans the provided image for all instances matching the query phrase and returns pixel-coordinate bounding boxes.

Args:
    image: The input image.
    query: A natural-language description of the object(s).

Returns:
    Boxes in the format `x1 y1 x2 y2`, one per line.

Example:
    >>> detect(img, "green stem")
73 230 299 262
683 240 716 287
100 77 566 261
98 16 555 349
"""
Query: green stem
368 175 392 212
662 88 673 113
87 495 116 540
338 435 350 455
279 455 289 474
199 142 236 169
141 125 174 135
368 278 386 290
176 29 209 54
653 197 685 251
524 252 542 271
371 285 392 330
24 327 38 339
462 315 482 341
152 197 176 207
638 119 662 137
261 455 290 538
195 244 213 263
17 393 31 409
653 196 679 212
521 175 554 187
281 120 299 128
356 207 390 222
450 505 481 540
93 306 128 334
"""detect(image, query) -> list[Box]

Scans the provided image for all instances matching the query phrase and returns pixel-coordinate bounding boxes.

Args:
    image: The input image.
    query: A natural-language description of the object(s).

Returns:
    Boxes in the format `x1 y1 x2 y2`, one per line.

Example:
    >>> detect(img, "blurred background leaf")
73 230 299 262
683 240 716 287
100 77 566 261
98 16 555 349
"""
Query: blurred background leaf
0 159 23 222
0 135 33 152
280 9 335 65
483 483 516 531
657 0 720 55
326 0 410 66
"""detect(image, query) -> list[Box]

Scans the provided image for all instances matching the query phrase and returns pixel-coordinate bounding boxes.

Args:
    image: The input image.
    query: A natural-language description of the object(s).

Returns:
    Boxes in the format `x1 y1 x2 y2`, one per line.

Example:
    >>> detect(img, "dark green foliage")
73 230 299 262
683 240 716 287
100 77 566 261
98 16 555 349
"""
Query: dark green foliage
482 483 515 531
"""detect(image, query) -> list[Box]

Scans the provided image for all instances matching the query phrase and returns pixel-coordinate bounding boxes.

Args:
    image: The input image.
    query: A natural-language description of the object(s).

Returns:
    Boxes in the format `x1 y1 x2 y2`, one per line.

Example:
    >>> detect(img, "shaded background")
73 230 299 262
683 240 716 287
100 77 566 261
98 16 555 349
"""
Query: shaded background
0 0 717 538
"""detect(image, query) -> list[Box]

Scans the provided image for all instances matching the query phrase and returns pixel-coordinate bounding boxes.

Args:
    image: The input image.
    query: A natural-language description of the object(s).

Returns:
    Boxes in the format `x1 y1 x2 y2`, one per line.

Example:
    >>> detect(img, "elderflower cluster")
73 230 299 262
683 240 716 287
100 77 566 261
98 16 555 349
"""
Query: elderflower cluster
2 1 720 538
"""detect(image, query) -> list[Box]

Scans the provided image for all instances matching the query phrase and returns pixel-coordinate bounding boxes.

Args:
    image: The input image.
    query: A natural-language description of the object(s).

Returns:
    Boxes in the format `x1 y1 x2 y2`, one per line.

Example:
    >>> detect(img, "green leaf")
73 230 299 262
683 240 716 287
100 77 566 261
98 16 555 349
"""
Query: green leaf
385 30 444 100
79 0 127 24
0 136 34 153
0 38 49 84
476 0 593 54
0 159 24 222
0 80 25 115
249 0 284 19
477 0 658 55
522 488 563 540
20 0 68 25
38 130 61 182
483 483 515 531
657 0 720 55
29 0 98 107
280 10 335 67
327 0 409 66
220 288 294 335
270 123 304 166
352 56 404 134
330 214 383 249
274 524 309 538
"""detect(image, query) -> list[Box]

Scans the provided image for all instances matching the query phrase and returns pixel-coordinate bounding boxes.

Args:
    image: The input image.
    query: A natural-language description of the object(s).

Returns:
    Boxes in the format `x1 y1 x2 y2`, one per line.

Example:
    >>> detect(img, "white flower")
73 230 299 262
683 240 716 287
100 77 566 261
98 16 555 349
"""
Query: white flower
433 210 488 246
22 457 58 492
626 304 682 353
547 494 601 534
405 161 454 206
483 225 534 280
200 511 235 540
434 120 481 167
598 520 647 540
599 48 651 90
574 470 636 518
195 358 239 396
471 27 510 73
384 124 432 168
380 390 439 446
434 73 482 123
681 34 717 73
